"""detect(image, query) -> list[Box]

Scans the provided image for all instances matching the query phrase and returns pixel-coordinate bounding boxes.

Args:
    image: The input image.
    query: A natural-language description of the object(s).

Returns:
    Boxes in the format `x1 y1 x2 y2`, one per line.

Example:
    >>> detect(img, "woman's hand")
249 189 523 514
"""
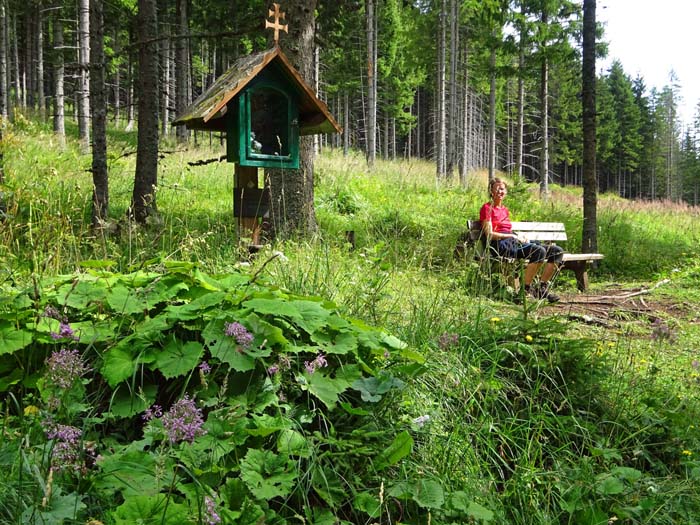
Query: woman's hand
516 232 529 243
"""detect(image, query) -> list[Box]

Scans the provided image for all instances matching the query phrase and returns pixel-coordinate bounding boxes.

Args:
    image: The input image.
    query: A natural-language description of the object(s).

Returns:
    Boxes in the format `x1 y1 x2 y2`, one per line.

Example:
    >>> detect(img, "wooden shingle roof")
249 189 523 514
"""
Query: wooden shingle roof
172 46 341 136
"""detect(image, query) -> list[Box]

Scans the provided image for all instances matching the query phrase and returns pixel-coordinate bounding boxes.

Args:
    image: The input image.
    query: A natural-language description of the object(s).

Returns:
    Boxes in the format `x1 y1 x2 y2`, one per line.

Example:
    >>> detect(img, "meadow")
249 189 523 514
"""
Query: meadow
1 117 699 524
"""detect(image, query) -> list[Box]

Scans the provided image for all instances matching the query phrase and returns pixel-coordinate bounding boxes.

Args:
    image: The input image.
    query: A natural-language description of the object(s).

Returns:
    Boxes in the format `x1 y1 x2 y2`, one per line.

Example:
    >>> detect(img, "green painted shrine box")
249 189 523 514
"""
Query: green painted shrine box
173 46 340 170
226 71 300 168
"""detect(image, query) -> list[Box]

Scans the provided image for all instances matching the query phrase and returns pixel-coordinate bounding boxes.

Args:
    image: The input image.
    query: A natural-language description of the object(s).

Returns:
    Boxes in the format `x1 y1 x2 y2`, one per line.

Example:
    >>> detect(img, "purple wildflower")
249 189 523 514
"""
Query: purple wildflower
267 364 279 375
50 321 79 341
43 306 61 320
46 348 91 389
304 353 328 375
224 322 254 348
204 496 221 525
161 395 207 444
45 423 83 472
438 332 460 350
199 361 211 374
142 404 163 421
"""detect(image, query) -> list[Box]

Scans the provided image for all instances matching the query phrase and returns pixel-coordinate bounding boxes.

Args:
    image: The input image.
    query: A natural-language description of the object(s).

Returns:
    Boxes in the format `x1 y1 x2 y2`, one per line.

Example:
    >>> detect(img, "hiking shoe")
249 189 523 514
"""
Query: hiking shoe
534 282 560 303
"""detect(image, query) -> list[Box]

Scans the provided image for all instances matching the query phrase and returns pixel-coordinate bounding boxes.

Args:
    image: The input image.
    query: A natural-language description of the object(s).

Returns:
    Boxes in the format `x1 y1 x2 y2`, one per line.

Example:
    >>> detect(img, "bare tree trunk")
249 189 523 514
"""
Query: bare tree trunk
53 7 65 147
125 25 135 131
446 0 458 178
539 52 549 197
581 0 597 253
459 42 469 185
175 0 188 142
78 0 90 149
90 0 108 225
435 0 447 179
488 44 496 184
0 0 7 118
161 28 170 136
343 90 349 156
366 0 376 166
132 0 159 223
37 5 45 119
113 28 120 123
515 22 525 180
12 13 20 109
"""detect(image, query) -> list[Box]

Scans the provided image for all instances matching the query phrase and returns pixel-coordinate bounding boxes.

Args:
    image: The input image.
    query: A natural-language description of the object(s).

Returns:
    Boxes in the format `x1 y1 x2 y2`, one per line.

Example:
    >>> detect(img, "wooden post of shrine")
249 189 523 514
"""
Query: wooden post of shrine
234 165 262 246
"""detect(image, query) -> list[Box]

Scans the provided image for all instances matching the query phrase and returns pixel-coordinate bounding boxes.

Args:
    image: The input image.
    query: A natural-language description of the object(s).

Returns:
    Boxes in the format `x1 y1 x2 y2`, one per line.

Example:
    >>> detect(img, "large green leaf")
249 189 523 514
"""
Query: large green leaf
56 278 109 310
411 479 445 509
243 298 331 334
239 449 298 500
112 494 188 525
153 337 203 378
354 492 381 517
101 346 138 387
0 320 32 355
20 489 86 525
306 367 358 409
109 383 157 419
374 430 413 471
352 373 405 402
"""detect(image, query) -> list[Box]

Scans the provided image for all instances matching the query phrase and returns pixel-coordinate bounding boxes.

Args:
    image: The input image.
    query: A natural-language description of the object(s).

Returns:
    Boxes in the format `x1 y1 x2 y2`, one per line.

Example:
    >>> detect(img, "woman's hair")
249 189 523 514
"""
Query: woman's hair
488 177 507 195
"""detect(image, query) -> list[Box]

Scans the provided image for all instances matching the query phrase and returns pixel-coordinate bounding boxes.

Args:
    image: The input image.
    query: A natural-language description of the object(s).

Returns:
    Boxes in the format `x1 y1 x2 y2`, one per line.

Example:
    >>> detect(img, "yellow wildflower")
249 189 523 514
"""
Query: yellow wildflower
24 405 40 416
525 335 533 342
490 317 501 323
681 450 693 456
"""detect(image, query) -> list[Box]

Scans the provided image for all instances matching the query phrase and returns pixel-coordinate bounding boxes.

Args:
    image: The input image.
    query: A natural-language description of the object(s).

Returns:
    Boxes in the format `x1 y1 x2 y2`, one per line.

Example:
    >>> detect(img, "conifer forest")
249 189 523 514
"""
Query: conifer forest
1 0 698 205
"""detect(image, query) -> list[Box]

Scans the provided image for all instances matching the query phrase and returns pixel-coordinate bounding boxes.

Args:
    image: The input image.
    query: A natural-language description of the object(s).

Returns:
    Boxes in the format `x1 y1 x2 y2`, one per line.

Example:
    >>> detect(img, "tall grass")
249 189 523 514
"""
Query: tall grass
2 119 700 523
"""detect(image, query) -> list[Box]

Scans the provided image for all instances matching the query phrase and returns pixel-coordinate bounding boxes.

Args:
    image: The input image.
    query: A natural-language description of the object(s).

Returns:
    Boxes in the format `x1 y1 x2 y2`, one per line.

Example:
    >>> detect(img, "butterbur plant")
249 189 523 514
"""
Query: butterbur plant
0 265 415 524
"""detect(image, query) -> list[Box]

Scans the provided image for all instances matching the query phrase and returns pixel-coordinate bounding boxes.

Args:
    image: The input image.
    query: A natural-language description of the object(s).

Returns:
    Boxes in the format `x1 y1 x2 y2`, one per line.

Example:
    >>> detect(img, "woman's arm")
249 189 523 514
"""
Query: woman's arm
482 220 518 241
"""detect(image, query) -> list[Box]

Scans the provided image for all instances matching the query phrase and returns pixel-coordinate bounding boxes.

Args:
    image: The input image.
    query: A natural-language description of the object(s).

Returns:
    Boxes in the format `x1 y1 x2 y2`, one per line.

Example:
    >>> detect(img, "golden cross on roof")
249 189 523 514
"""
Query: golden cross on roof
265 3 288 45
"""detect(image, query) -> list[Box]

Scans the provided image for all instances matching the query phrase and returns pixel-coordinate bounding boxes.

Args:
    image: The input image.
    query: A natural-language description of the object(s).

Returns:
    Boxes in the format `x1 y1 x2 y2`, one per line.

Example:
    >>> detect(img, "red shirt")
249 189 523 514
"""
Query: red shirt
479 202 512 233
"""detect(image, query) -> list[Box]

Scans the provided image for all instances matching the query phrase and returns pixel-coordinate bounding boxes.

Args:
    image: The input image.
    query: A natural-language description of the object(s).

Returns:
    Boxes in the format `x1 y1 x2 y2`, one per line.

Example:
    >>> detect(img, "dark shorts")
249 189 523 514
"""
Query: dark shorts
492 238 563 264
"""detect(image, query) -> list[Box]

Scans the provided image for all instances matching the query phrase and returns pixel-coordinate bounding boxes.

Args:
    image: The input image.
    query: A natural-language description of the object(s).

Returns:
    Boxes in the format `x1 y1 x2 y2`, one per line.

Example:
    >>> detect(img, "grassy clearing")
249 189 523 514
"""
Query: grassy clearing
1 120 699 524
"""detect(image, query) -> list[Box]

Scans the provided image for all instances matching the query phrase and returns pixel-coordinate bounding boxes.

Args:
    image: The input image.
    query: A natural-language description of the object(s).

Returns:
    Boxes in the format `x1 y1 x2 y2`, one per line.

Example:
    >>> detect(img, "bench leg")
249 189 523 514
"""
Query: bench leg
563 260 589 291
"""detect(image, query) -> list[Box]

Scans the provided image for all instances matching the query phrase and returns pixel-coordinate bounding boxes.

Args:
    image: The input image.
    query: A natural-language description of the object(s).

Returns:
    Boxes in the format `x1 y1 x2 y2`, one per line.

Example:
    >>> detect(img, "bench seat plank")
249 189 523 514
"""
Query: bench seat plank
458 220 604 291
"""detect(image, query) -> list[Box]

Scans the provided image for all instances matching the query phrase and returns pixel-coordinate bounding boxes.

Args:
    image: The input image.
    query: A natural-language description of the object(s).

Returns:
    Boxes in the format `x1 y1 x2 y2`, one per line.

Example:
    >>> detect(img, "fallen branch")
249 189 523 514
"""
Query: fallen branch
188 155 227 167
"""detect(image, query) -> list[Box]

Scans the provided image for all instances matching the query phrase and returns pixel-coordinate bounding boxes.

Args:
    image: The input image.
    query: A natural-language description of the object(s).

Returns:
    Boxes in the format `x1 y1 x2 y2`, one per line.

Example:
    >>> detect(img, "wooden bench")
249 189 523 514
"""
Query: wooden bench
455 220 604 291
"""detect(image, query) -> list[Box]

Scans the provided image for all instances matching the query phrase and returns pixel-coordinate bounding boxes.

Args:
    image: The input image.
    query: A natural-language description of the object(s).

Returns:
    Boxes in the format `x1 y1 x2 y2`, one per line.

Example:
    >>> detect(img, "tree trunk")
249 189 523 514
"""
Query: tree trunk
446 0 458 178
131 0 159 223
77 0 90 149
487 43 496 184
539 50 549 197
174 0 188 142
113 28 120 123
459 42 469 185
581 0 597 253
266 0 318 237
435 0 447 179
366 0 376 167
36 5 45 119
161 26 170 136
12 13 20 109
515 20 525 180
53 7 65 147
343 90 350 156
0 0 7 118
90 0 108 226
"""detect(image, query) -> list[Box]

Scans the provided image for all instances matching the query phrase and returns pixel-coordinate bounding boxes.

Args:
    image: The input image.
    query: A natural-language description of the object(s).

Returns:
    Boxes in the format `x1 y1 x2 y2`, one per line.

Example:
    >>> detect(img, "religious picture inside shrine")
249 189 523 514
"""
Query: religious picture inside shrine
247 87 291 158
